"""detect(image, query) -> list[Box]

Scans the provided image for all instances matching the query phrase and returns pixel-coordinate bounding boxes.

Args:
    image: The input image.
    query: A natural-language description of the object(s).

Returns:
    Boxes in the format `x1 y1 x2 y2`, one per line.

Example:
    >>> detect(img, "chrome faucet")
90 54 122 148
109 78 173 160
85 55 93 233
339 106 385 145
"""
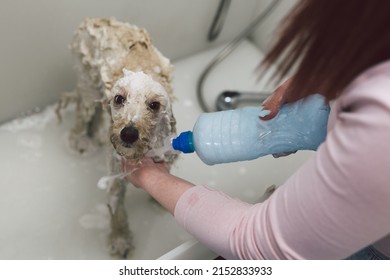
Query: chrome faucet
215 90 271 111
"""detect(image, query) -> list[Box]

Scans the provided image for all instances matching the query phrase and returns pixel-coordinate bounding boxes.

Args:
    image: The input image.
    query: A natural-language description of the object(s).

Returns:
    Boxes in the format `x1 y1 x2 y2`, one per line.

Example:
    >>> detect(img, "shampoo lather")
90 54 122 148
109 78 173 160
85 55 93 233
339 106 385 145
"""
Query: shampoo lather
172 94 330 165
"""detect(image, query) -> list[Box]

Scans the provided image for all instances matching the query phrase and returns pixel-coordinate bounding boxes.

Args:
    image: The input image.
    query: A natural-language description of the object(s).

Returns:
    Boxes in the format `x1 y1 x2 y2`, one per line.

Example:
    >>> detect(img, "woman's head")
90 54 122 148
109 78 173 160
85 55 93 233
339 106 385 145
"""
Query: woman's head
262 0 390 102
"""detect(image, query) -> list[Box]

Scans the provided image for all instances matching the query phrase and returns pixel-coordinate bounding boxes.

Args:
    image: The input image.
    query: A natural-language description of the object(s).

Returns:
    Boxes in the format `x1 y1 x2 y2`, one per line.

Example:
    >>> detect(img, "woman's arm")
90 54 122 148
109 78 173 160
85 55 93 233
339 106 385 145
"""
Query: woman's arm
122 158 194 214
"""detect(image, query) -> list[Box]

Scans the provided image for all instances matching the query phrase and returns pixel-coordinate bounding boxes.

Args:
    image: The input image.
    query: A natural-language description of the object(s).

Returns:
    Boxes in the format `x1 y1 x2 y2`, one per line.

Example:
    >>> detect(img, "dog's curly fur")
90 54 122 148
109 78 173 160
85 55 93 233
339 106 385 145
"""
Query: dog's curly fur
57 17 177 258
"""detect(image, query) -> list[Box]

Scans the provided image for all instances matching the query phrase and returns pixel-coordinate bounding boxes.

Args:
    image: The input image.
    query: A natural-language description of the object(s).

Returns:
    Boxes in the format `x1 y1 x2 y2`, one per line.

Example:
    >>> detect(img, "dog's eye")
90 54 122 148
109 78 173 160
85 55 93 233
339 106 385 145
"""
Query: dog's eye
114 95 126 105
148 101 160 111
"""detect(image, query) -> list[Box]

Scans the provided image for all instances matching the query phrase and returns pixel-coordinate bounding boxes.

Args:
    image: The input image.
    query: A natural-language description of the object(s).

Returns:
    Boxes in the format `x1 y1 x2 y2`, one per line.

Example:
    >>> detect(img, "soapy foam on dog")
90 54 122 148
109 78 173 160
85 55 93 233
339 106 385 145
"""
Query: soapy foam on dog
145 134 180 158
110 70 170 125
113 69 168 100
110 69 175 160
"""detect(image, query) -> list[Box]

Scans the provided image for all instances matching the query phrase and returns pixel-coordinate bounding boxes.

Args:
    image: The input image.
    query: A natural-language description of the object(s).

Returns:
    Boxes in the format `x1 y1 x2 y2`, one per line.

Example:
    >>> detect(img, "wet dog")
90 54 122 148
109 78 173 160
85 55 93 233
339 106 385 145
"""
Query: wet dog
57 18 177 258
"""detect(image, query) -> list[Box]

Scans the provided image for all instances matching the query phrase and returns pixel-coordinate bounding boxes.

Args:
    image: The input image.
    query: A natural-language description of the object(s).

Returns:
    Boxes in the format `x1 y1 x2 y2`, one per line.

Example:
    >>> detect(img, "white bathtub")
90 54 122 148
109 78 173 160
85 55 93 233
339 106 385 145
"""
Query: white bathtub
0 40 312 259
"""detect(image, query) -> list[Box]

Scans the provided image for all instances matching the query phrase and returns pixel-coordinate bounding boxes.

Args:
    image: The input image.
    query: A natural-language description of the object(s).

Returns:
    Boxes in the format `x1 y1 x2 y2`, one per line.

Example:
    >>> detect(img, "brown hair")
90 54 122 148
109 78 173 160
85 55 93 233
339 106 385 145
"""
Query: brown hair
261 0 390 103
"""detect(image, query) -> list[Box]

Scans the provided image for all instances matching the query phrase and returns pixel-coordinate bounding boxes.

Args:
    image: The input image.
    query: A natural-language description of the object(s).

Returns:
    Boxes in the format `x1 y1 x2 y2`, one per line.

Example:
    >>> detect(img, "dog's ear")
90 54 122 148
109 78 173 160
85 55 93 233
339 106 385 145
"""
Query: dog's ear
95 98 111 115
169 112 177 134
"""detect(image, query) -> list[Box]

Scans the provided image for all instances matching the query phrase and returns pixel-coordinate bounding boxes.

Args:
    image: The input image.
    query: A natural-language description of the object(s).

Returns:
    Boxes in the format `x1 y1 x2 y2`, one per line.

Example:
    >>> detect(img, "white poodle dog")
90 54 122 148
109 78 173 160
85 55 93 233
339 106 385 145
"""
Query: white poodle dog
57 17 177 258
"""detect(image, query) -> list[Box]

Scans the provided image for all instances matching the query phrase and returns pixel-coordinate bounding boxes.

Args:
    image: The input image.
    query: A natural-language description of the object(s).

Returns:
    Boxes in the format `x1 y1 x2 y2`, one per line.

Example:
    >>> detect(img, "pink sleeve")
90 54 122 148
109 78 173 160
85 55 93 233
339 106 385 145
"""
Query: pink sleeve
174 61 390 259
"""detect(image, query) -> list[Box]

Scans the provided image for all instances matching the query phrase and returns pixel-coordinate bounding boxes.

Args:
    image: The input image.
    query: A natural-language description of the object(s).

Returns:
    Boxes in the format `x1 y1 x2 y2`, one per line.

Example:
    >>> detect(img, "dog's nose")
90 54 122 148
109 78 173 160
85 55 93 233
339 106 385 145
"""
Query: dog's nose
120 126 139 144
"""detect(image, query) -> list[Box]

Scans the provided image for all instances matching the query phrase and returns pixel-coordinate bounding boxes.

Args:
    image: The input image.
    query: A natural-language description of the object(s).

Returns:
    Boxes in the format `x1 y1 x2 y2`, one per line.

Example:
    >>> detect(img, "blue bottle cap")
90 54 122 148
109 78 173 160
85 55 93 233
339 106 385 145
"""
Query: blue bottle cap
172 131 195 153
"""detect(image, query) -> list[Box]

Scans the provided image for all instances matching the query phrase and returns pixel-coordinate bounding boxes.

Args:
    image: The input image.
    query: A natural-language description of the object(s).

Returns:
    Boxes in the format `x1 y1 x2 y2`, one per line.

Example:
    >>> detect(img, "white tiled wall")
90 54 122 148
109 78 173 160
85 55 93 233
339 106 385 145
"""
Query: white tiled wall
250 0 297 53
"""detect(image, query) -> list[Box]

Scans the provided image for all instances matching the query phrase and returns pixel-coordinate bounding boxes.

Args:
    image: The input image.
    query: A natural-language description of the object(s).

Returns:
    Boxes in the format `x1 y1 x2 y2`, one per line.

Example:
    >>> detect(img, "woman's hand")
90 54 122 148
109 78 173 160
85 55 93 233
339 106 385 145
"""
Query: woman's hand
121 158 169 189
121 157 194 214
261 78 296 158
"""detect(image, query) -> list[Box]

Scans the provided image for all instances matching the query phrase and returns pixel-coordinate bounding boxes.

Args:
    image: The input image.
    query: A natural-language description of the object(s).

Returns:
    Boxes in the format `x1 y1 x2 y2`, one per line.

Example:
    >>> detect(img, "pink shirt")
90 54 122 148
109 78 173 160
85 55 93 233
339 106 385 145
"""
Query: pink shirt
174 60 390 259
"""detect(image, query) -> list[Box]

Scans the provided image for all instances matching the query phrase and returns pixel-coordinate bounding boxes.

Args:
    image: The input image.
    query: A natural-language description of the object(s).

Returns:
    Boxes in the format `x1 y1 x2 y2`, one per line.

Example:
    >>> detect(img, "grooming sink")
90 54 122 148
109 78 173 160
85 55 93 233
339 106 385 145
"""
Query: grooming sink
0 40 311 259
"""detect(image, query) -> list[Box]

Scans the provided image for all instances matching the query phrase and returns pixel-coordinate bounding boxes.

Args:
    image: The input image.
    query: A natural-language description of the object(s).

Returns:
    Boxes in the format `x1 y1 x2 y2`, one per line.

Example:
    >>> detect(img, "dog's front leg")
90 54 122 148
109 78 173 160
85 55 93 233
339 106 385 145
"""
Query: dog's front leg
107 177 134 259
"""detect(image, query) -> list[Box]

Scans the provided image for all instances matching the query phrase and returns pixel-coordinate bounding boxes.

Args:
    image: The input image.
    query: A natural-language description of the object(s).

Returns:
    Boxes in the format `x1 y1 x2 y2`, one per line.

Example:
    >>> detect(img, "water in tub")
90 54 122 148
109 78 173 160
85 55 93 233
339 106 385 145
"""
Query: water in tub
0 103 193 259
0 40 312 259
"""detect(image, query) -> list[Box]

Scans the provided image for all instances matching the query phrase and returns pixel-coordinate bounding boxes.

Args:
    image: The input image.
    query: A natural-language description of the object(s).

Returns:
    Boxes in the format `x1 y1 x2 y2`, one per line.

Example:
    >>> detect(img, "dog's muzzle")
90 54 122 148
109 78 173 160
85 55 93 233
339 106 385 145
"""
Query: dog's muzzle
120 126 139 146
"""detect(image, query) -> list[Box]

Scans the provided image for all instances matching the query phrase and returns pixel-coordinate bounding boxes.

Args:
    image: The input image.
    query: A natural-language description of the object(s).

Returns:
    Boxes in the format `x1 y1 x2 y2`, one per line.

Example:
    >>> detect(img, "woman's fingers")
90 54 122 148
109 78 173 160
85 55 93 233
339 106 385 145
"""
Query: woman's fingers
261 78 292 120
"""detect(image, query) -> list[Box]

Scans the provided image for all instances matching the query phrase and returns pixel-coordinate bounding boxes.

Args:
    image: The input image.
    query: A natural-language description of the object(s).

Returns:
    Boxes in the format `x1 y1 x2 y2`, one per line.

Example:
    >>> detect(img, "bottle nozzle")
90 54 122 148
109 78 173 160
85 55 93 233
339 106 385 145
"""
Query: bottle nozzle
172 131 195 153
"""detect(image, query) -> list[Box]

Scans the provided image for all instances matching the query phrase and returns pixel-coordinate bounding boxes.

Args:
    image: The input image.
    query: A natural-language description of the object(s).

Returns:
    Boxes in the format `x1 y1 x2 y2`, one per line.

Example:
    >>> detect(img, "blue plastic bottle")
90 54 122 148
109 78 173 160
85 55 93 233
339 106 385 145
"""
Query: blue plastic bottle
171 94 330 165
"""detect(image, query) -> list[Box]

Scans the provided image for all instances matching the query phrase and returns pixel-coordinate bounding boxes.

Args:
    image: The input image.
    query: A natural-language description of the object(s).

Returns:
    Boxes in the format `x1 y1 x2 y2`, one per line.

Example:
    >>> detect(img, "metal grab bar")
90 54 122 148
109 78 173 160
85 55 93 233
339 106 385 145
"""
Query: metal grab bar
207 0 231 41
197 0 281 112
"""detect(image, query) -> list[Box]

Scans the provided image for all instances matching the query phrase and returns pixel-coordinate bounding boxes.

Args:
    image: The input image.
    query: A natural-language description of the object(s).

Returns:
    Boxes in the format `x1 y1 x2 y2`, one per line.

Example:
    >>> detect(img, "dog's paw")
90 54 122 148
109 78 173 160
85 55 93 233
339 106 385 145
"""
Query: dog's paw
109 232 134 259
